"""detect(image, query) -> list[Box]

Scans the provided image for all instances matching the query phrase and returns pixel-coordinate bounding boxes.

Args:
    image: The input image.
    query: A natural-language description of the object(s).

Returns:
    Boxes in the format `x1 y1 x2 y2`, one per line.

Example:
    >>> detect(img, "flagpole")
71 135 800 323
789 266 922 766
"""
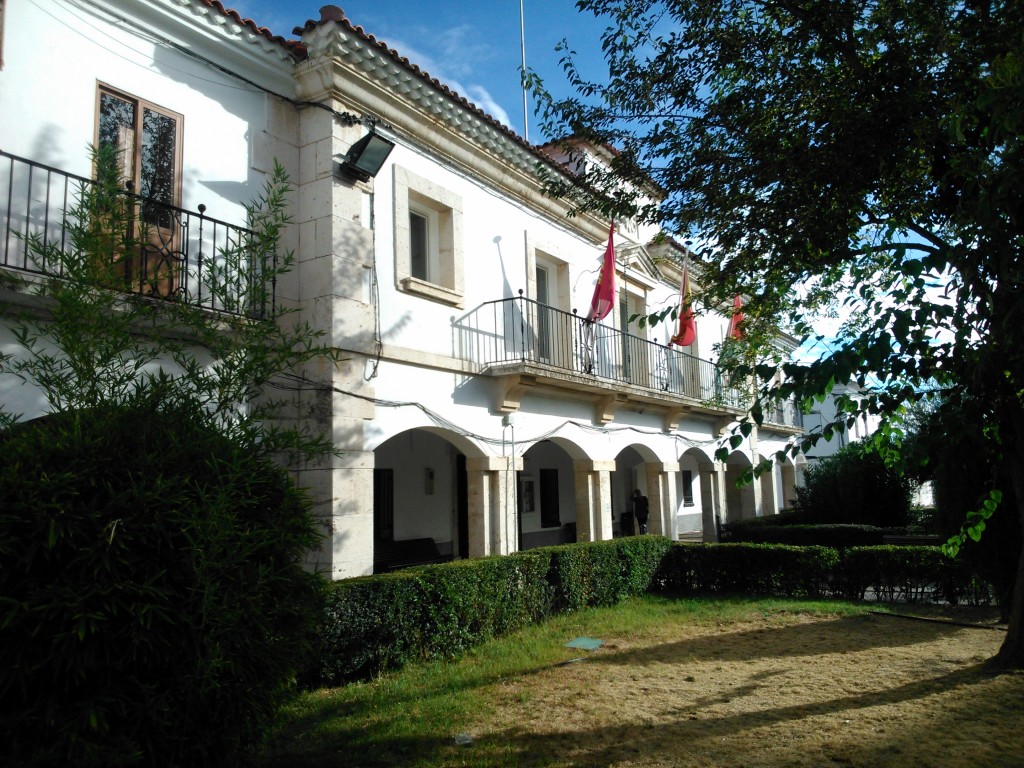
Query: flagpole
520 0 529 143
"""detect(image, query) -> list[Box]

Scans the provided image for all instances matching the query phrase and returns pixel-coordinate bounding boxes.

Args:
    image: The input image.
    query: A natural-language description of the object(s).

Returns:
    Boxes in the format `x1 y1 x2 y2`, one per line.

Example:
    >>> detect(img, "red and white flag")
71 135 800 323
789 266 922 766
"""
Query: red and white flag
670 266 696 347
727 294 744 340
587 222 616 322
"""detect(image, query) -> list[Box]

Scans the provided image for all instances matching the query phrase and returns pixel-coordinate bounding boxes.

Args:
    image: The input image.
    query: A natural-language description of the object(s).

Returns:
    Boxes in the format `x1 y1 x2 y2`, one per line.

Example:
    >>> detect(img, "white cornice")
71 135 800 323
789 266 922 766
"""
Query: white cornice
85 0 299 92
298 22 609 244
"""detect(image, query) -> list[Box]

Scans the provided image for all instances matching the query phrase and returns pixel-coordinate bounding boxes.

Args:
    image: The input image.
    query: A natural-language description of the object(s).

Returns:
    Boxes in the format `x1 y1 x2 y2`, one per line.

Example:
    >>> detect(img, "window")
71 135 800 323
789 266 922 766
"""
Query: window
98 87 182 219
682 470 695 507
409 210 430 280
96 86 183 296
393 165 463 307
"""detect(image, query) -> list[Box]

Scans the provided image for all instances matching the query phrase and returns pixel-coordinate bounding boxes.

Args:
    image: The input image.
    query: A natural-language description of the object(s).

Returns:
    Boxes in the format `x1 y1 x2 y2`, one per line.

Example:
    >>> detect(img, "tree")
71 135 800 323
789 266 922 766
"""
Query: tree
530 1 1024 665
903 392 1021 619
0 149 338 763
0 146 336 462
792 442 915 528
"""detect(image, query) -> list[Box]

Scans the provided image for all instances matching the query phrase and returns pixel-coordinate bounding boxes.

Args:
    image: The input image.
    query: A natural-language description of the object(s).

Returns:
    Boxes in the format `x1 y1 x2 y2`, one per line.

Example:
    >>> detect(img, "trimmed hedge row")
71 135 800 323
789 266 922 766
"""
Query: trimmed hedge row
666 543 840 597
722 520 893 547
318 536 673 684
315 539 992 685
670 543 990 604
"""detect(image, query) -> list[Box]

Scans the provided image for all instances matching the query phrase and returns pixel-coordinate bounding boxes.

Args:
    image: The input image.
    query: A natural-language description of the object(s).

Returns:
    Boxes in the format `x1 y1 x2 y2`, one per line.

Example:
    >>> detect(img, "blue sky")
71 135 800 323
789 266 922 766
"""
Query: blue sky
226 0 609 141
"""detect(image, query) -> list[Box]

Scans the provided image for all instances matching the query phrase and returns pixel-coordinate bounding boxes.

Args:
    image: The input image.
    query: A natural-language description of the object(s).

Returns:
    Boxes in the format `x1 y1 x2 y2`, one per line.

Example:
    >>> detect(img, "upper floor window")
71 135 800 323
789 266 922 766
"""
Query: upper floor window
393 165 463 307
97 86 182 218
96 86 183 296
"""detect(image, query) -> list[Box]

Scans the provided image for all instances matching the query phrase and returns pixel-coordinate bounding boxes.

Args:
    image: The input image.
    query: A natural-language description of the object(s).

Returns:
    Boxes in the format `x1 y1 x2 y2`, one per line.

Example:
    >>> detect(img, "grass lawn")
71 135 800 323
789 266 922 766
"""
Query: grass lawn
260 596 1023 768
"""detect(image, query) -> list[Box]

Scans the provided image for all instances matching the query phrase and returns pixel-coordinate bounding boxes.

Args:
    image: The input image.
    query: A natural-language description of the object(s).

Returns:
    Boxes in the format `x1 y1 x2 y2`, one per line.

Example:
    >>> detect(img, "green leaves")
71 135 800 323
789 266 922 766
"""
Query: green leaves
943 489 1003 559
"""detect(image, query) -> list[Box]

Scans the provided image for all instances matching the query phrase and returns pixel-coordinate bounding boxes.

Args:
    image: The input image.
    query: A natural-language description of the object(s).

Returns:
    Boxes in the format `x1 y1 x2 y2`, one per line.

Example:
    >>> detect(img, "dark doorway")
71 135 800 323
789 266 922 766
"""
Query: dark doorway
540 468 560 528
457 453 468 558
373 468 394 541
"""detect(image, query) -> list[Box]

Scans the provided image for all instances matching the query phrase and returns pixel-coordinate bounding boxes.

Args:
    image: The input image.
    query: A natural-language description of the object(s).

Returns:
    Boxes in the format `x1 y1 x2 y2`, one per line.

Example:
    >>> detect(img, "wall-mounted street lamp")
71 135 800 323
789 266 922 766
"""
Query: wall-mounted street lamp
335 130 395 182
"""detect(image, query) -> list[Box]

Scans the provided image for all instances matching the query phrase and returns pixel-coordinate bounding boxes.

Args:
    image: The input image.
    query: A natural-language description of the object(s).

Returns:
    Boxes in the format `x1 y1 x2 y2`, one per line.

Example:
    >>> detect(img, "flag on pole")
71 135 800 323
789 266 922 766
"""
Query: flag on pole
727 294 744 340
670 266 696 347
587 222 616 322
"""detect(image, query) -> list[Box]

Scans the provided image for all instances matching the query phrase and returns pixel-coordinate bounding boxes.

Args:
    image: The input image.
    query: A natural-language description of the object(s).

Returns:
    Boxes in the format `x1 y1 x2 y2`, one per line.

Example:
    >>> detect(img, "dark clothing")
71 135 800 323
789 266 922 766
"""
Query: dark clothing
632 493 650 534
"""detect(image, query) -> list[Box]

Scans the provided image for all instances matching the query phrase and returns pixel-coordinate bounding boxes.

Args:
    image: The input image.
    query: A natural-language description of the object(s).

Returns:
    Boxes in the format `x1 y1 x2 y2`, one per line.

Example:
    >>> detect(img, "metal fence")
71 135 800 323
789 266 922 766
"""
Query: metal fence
0 149 269 318
455 292 747 407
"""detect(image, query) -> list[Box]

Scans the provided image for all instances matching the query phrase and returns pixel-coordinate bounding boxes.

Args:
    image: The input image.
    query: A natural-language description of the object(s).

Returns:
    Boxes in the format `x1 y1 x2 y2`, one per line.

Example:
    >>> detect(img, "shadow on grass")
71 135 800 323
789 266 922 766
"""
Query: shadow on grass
589 613 969 667
473 662 1012 768
261 610 1009 768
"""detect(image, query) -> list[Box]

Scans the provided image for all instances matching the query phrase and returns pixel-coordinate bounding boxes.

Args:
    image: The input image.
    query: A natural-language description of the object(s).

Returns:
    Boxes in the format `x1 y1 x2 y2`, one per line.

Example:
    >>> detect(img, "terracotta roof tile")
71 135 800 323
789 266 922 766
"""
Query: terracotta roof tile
201 0 306 57
290 6 541 156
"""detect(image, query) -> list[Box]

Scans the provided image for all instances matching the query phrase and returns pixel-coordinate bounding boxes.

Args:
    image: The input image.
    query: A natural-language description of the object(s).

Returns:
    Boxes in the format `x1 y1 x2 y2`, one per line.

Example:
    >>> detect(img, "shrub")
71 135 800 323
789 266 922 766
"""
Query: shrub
0 396 323 768
793 442 915 527
669 543 839 597
836 545 990 604
723 521 889 547
318 536 674 684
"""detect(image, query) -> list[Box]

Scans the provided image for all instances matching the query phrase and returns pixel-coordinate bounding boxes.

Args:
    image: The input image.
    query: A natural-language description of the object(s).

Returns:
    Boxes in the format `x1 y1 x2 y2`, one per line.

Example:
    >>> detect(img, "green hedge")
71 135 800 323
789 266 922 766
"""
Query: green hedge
668 543 840 597
315 538 991 685
722 520 892 547
836 545 991 604
318 537 672 684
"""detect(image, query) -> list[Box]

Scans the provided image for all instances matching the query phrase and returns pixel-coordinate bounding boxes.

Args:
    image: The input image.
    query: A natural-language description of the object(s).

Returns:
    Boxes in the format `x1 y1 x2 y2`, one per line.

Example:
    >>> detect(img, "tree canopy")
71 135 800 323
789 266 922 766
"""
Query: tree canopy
530 0 1024 665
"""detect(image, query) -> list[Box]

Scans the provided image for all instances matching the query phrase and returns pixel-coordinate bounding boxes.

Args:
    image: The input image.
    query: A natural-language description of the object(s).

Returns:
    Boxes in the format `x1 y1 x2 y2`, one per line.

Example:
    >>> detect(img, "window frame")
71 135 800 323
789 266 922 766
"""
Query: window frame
95 83 183 210
393 165 464 307
682 470 695 507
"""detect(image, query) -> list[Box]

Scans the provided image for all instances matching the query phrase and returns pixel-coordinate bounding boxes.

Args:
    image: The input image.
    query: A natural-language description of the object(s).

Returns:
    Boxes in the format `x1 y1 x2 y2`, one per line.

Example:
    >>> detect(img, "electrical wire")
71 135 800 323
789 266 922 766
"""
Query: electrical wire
38 0 379 126
270 371 730 456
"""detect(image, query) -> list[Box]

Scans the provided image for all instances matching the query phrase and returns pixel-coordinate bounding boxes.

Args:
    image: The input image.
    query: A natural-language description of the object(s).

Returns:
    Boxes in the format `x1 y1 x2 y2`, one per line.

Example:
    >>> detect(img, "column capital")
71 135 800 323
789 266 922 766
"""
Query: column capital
647 461 680 473
573 459 617 473
466 455 523 472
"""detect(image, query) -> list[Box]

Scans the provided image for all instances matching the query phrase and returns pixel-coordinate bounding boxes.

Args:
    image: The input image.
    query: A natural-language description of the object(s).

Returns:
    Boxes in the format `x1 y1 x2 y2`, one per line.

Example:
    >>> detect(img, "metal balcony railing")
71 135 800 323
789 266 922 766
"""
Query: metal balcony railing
454 292 748 408
765 397 804 429
0 150 270 318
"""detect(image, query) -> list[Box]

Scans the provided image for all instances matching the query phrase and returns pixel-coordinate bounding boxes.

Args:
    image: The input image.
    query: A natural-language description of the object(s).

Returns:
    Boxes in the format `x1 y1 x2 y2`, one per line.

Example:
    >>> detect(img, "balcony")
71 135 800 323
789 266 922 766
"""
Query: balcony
455 293 803 431
454 292 742 425
0 150 270 318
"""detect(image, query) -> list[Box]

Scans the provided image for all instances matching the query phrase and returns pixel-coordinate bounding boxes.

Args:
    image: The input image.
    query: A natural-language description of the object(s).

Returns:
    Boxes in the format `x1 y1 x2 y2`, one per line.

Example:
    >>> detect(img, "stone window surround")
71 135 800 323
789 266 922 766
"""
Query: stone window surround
393 165 464 308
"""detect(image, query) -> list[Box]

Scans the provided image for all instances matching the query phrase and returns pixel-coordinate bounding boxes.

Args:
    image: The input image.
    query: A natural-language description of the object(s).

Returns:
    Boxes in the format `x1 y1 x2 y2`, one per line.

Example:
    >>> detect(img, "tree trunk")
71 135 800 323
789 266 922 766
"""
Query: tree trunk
993 409 1024 667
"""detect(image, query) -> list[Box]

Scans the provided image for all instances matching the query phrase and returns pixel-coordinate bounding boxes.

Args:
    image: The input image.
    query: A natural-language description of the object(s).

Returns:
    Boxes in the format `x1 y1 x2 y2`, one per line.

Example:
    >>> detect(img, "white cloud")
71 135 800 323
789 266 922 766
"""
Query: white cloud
381 36 515 128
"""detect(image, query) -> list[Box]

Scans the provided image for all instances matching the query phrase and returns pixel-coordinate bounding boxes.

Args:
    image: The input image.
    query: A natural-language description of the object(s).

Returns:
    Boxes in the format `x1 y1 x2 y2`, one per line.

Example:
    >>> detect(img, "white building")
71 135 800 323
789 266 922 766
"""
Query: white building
802 381 882 461
0 0 805 578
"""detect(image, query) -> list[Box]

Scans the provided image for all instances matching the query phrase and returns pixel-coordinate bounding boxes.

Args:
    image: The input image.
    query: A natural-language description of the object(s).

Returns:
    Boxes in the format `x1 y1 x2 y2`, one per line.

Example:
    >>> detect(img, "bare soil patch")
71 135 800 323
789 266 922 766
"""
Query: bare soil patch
468 608 1024 767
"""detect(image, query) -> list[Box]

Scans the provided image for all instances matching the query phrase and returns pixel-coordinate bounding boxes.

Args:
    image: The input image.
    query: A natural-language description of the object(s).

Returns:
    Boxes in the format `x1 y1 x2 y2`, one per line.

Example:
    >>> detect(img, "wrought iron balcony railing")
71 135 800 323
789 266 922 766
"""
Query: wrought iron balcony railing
455 292 748 408
0 150 270 318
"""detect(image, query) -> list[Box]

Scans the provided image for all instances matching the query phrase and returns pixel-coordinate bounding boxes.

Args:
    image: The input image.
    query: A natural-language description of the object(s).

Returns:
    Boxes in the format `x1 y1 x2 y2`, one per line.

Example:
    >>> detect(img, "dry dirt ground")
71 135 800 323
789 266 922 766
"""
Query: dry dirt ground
466 608 1024 768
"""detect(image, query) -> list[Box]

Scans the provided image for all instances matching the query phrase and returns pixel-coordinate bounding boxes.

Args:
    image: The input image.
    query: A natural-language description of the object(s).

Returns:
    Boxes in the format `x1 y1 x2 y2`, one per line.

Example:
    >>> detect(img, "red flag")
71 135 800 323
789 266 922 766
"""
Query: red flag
587 222 616 322
670 266 696 347
728 294 744 340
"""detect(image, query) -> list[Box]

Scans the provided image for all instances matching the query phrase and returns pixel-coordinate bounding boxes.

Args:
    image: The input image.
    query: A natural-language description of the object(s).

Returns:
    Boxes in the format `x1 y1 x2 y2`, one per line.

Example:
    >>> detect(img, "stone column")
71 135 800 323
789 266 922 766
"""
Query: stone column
466 456 521 557
698 467 717 541
646 461 679 539
573 460 616 541
749 427 763 517
290 57 384 579
713 461 729 537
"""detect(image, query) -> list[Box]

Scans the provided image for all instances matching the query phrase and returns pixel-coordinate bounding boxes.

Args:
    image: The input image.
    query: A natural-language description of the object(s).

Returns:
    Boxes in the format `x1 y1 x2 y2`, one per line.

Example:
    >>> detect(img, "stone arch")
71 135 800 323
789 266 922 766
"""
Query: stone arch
758 453 779 517
679 445 717 540
724 450 757 523
519 438 579 549
778 453 807 512
372 426 482 572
